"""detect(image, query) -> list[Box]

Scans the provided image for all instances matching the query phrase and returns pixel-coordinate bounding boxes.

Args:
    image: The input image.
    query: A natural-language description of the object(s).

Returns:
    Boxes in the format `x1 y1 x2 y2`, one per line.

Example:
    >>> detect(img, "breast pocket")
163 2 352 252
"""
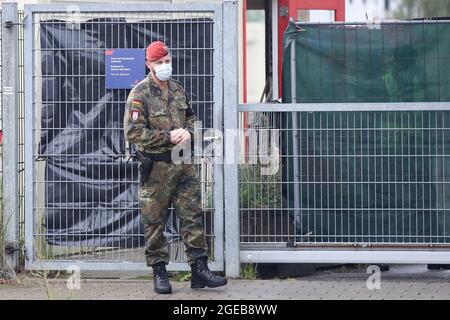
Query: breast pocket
148 109 171 130
174 100 188 124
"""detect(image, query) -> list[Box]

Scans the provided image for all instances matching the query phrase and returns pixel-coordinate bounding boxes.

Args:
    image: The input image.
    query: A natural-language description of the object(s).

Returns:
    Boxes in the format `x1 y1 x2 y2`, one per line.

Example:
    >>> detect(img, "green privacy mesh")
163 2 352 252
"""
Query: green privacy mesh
282 21 450 103
281 21 450 244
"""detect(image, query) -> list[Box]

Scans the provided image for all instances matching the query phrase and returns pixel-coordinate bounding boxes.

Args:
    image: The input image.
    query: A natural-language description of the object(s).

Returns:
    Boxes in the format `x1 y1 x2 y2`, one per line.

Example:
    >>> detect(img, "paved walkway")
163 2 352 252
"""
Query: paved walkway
1 265 450 300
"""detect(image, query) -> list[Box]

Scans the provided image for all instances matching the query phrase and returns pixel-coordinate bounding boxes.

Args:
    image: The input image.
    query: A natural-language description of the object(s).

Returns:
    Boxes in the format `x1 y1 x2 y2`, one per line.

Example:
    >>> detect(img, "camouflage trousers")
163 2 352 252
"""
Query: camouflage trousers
139 161 208 267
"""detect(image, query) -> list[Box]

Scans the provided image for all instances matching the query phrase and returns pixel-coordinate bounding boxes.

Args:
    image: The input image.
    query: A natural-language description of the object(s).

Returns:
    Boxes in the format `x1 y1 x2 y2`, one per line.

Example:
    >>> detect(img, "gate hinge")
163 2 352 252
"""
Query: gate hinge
4 241 20 254
4 12 27 29
3 21 24 28
279 6 288 17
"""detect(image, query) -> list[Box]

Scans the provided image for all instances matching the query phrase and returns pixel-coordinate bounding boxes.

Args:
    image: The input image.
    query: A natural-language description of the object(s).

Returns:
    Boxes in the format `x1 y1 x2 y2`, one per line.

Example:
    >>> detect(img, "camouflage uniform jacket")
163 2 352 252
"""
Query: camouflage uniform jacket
124 74 196 154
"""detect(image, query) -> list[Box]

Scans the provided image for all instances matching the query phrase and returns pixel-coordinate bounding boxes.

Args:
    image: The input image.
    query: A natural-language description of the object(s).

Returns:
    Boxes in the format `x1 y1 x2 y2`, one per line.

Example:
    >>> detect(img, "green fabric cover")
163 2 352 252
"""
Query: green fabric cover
281 21 450 243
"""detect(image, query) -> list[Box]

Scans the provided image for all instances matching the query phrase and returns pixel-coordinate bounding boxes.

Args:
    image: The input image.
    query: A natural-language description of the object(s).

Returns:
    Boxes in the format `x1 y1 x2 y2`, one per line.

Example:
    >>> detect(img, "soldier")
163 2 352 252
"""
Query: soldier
124 41 227 294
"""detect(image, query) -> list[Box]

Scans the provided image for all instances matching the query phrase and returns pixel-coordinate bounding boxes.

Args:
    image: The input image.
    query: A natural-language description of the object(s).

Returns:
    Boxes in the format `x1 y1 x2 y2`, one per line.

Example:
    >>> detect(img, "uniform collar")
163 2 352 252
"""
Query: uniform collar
147 73 179 94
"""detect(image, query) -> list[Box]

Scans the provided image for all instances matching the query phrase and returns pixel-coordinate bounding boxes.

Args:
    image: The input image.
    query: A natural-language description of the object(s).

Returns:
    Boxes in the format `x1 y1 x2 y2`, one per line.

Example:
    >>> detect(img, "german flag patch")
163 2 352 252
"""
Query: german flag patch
132 100 143 107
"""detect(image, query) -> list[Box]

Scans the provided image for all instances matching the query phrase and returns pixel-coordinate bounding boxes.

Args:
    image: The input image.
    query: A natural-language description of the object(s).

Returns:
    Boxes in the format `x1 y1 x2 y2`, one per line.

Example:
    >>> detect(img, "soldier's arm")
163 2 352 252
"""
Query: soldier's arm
124 94 172 150
183 91 197 138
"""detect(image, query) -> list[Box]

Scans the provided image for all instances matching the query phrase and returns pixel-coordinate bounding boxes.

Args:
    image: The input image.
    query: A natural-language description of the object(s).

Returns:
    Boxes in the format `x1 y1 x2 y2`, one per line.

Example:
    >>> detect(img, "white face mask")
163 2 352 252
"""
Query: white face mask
154 63 172 81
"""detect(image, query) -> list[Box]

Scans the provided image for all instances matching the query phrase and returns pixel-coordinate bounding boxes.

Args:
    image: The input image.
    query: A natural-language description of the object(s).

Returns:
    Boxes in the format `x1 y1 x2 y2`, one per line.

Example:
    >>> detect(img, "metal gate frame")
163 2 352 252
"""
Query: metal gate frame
1 2 21 274
238 102 450 265
237 20 450 264
233 19 450 267
22 1 239 274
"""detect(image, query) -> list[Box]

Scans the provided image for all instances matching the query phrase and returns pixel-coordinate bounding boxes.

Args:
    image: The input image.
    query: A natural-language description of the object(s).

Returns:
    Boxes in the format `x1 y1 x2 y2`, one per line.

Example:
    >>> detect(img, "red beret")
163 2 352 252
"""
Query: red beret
146 41 169 62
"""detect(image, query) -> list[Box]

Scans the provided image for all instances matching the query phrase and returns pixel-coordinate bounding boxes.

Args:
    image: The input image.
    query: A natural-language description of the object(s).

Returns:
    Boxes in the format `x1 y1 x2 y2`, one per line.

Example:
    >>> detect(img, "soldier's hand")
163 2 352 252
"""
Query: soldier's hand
170 128 190 144
178 129 191 144
170 128 183 144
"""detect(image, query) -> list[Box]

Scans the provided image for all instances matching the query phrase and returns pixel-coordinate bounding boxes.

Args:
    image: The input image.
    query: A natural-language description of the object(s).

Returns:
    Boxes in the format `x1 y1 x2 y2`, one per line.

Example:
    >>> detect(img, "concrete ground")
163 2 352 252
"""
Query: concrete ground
1 264 450 300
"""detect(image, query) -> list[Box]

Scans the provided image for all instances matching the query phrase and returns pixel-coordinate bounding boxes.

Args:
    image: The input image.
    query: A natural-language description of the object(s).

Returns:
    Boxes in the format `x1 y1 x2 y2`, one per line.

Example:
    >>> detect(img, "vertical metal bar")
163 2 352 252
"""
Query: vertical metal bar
290 37 301 235
271 0 279 101
23 5 34 269
223 0 239 278
2 2 19 273
212 5 224 266
0 7 3 272
17 9 25 269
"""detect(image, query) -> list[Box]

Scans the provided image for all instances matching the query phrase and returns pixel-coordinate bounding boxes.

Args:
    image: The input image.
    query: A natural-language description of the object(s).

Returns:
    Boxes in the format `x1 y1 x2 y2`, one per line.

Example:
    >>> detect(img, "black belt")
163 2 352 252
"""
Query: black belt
135 149 186 163
143 151 173 162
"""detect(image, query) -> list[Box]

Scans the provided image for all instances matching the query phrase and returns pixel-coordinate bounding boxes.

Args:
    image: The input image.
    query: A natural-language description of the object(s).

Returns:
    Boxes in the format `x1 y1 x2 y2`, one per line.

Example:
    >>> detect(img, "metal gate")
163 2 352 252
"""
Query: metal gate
23 3 234 272
238 20 450 264
239 104 450 264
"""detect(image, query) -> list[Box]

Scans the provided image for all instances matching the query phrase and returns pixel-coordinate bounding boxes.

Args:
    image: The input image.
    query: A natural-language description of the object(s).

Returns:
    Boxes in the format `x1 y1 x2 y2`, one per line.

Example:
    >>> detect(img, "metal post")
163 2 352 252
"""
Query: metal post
271 0 279 101
1 2 19 274
23 4 34 270
290 39 301 237
212 5 224 270
223 0 240 278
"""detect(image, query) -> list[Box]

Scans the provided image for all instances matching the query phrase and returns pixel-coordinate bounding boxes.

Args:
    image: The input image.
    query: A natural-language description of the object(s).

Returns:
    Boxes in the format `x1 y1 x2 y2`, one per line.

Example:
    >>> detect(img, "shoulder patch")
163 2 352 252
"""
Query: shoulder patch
129 109 142 123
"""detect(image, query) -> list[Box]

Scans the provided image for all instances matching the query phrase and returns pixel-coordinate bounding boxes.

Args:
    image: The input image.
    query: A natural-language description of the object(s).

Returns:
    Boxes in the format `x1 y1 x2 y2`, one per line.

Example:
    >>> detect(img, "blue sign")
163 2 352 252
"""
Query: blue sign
105 49 145 89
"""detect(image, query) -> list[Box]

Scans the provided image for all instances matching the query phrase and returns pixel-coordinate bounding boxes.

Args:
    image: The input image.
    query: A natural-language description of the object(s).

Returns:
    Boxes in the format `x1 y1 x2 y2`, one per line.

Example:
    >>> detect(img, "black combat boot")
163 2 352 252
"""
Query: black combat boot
428 264 450 270
190 257 227 289
152 262 172 294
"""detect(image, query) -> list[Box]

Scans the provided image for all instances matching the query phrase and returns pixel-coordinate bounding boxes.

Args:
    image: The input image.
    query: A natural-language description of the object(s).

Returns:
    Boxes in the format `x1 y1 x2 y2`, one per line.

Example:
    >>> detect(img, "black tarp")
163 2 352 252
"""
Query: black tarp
40 18 213 246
